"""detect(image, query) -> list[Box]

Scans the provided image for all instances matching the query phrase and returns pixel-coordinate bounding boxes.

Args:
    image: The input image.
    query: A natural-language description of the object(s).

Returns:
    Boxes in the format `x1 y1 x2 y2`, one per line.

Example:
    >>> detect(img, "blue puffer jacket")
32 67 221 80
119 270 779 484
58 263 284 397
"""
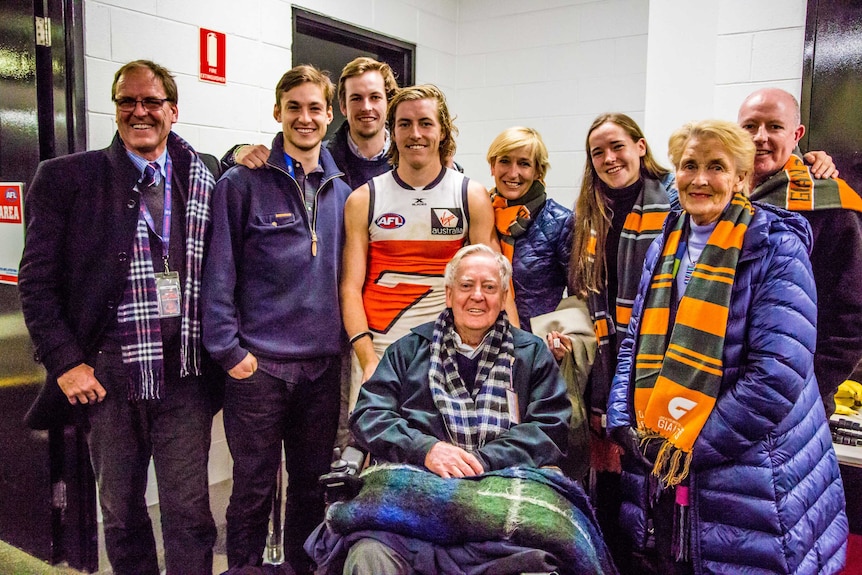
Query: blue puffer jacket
512 198 573 332
607 203 848 574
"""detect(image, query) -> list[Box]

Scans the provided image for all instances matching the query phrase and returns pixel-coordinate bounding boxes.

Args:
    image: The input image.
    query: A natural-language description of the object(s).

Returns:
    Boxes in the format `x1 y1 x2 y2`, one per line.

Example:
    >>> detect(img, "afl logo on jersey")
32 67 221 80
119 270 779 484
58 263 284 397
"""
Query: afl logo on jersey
376 213 405 229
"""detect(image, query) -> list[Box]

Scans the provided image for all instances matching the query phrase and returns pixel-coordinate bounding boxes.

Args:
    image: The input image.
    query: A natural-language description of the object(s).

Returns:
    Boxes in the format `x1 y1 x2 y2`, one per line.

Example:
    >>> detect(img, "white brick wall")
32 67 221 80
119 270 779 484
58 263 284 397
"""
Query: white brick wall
81 0 809 498
455 0 651 208
645 0 806 168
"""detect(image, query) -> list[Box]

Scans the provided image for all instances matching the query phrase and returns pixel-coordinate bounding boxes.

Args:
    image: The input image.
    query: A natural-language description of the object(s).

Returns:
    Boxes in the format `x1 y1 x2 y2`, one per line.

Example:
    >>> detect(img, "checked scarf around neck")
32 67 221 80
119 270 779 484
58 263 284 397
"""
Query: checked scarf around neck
491 180 546 263
428 309 515 452
634 192 753 487
116 133 214 400
751 150 862 213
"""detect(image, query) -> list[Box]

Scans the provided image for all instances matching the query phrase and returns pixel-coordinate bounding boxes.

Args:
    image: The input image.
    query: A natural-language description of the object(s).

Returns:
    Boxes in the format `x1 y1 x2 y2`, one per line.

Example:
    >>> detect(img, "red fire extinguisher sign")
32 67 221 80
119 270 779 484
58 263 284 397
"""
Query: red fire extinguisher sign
200 28 226 84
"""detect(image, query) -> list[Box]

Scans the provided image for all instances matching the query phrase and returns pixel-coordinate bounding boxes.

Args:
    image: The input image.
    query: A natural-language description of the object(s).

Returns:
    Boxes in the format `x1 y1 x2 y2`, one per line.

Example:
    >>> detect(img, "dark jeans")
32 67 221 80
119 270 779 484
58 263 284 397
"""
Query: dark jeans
223 356 340 574
88 349 217 575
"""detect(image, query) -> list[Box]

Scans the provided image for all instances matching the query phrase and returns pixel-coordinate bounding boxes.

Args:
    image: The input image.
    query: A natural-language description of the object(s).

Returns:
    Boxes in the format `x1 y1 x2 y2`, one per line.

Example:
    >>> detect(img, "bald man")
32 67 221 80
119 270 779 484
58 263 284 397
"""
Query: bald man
739 87 862 416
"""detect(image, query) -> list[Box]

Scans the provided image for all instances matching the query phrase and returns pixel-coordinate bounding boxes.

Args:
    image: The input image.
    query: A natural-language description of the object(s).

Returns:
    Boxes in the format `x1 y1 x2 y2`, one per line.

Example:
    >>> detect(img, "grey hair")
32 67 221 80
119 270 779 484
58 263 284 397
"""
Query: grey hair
444 244 512 292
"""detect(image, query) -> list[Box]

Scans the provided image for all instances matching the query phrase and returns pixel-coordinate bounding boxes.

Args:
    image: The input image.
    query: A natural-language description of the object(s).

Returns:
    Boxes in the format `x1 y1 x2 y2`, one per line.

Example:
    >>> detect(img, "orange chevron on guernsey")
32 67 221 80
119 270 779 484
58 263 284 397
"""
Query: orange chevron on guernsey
363 238 464 333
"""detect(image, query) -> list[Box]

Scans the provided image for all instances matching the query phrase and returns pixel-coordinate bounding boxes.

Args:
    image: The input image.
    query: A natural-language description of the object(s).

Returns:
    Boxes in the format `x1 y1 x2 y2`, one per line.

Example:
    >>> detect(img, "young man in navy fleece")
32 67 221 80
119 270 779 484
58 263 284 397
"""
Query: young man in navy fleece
202 64 352 574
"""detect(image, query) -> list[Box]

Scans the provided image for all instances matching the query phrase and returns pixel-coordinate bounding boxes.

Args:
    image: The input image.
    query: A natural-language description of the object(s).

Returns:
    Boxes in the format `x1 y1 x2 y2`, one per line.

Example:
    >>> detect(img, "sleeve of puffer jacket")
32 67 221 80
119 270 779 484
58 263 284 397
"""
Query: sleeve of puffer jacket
691 226 818 469
556 209 574 280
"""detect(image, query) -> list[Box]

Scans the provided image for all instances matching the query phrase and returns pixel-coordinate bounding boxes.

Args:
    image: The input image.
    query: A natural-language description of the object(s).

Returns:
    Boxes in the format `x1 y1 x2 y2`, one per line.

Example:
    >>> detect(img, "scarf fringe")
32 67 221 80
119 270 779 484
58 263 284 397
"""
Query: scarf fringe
180 342 201 378
650 440 692 488
129 368 161 401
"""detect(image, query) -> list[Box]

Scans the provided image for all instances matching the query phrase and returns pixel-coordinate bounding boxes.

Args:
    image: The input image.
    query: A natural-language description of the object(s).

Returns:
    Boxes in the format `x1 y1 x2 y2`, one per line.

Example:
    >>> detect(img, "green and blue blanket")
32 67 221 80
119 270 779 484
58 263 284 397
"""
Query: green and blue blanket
325 464 617 575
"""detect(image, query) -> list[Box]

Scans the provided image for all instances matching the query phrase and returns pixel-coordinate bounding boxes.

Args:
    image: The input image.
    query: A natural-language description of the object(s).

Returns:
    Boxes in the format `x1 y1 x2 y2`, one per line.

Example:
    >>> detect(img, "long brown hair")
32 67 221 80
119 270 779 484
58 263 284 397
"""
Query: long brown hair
568 113 670 297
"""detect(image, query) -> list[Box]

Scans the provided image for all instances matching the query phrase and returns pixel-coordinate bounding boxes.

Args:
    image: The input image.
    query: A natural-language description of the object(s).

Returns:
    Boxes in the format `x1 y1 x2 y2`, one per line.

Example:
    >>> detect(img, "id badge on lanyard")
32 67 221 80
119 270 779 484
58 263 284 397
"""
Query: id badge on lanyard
142 156 182 318
155 272 181 317
506 357 520 424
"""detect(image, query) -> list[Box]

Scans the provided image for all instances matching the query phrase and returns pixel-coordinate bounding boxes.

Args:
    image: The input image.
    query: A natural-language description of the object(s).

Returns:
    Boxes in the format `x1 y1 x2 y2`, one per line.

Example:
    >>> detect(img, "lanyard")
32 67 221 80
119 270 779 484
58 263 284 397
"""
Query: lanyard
671 218 689 281
140 155 174 272
283 152 295 178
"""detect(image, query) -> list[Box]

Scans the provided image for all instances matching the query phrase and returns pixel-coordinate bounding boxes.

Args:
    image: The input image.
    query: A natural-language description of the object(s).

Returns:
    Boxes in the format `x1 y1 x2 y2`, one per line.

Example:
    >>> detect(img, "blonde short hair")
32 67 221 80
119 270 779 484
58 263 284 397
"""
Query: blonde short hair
486 127 550 182
337 57 399 108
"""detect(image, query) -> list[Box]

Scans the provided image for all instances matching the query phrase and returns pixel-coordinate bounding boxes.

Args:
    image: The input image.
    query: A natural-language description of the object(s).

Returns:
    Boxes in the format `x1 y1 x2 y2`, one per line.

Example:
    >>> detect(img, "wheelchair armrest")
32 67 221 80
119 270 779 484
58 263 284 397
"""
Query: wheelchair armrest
319 445 366 504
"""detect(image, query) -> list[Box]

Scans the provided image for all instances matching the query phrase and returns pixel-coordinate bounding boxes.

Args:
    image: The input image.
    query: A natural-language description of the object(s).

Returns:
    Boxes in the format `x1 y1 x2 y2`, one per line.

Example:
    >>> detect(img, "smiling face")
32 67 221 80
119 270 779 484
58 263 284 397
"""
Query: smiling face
676 136 745 225
393 98 442 171
445 253 506 346
114 67 178 160
491 145 537 201
274 81 333 155
588 121 646 190
339 70 388 142
737 89 805 186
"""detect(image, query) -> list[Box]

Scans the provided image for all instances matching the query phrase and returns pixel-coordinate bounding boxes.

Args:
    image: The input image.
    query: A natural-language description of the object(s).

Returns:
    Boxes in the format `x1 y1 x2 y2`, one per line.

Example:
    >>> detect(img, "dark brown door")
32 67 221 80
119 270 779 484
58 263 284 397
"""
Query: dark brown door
292 7 415 140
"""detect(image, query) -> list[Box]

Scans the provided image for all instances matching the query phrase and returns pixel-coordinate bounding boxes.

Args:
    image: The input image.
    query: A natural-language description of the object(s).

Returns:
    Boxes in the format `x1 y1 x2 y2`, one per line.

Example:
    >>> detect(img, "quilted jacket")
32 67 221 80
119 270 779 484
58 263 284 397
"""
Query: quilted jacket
607 202 848 574
512 198 573 332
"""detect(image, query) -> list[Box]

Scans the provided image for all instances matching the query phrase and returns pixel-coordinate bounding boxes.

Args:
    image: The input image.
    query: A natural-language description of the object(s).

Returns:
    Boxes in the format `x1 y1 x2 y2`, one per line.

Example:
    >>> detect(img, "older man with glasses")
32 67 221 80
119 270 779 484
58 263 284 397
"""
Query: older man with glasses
19 59 222 575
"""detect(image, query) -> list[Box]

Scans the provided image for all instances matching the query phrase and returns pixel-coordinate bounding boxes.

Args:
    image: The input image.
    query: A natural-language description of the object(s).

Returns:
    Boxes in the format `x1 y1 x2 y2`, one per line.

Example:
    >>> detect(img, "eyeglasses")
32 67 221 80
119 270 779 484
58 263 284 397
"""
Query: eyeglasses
113 97 171 112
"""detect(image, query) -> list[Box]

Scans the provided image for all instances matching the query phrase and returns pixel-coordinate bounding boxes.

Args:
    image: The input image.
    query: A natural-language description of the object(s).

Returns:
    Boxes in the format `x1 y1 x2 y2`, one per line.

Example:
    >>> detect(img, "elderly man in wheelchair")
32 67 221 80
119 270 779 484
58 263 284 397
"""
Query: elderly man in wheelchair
306 244 616 575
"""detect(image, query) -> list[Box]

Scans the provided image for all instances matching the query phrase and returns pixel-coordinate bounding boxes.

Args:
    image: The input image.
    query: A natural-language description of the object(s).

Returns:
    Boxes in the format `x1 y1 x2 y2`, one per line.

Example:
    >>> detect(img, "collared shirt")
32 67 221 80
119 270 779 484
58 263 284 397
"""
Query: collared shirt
126 148 168 185
347 128 390 161
291 159 324 214
452 329 493 359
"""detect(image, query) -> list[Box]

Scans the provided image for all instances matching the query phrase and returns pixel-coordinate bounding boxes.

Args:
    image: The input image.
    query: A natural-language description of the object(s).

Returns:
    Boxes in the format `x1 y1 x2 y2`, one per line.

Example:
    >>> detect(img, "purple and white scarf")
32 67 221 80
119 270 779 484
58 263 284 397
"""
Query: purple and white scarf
116 133 214 400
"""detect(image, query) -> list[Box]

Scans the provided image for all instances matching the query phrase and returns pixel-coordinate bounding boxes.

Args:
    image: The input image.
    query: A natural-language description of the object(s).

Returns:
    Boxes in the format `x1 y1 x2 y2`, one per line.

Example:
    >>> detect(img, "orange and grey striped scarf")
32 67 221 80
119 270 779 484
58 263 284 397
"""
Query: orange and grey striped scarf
584 178 671 421
751 151 862 213
491 180 546 263
634 192 753 487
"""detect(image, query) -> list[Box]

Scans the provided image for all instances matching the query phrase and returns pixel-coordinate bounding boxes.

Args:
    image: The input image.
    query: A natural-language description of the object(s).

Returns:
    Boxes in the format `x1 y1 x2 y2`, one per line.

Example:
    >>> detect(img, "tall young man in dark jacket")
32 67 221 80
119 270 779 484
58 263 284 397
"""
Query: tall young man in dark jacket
202 64 352 574
19 60 219 575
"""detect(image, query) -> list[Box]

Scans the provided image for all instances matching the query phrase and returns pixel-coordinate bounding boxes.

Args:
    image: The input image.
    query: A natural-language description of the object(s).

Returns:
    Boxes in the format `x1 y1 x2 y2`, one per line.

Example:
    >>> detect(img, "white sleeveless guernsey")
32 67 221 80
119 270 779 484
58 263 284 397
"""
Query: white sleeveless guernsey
363 167 470 351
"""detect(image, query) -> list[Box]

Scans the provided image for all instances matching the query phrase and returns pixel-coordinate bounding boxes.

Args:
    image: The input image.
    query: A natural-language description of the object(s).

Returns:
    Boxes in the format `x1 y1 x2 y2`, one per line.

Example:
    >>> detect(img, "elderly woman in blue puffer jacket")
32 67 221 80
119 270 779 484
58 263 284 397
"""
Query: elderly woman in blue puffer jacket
487 127 572 333
607 119 847 574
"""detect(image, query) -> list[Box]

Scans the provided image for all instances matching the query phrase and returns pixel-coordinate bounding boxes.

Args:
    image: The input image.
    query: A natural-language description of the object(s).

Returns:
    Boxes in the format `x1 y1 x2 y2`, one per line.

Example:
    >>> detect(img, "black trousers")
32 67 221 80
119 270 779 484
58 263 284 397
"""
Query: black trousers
88 349 217 575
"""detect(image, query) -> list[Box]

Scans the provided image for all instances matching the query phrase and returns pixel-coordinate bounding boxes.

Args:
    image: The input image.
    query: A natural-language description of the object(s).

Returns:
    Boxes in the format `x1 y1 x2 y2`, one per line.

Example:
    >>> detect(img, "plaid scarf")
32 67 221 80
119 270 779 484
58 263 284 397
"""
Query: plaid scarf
428 309 514 452
586 177 671 413
634 192 753 487
491 180 546 263
750 151 862 213
117 133 214 400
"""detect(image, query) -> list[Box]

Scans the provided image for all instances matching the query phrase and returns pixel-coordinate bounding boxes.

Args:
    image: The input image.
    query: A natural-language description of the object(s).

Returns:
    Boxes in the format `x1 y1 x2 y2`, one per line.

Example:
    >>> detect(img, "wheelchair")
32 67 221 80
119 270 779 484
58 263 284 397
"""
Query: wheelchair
312 446 615 575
